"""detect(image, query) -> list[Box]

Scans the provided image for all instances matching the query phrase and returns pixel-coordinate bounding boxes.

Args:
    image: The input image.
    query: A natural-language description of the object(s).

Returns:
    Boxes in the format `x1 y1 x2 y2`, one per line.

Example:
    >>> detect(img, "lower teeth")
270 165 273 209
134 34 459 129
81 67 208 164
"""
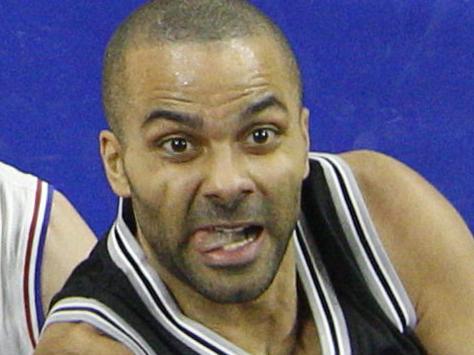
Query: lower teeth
222 235 256 251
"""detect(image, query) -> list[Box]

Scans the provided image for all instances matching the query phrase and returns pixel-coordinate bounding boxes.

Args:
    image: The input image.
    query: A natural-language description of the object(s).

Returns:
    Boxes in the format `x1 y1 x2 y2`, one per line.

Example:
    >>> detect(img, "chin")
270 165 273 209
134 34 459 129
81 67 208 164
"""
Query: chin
184 262 280 304
195 282 272 304
173 228 293 304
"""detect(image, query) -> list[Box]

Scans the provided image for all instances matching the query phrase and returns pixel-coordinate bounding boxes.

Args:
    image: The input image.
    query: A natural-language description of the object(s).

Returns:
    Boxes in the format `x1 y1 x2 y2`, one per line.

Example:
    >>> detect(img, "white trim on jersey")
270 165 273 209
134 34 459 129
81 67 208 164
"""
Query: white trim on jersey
309 152 417 331
111 208 248 355
0 162 54 353
294 223 352 355
42 152 416 354
23 179 53 347
109 199 352 355
44 297 155 355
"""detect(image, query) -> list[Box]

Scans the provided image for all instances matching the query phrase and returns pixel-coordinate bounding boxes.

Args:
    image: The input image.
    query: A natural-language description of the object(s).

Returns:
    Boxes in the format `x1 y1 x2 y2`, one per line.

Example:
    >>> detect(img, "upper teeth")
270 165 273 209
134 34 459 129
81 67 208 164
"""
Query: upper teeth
214 227 246 233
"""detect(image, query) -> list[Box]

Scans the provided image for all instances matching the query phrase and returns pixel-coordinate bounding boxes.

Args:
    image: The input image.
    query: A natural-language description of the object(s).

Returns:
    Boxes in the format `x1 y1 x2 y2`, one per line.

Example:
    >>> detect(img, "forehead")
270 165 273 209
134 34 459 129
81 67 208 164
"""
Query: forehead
121 36 297 112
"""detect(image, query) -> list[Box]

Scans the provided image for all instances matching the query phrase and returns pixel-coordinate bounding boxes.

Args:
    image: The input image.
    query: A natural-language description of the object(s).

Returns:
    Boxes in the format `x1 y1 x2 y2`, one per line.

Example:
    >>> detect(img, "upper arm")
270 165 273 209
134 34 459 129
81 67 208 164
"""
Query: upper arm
35 322 133 355
341 150 474 354
41 191 97 312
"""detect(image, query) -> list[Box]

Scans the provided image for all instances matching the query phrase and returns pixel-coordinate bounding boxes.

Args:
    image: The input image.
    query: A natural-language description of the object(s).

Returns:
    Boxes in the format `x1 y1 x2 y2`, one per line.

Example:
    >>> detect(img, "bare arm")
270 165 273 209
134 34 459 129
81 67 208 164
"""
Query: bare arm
37 194 131 354
41 191 96 313
35 323 133 355
342 150 474 355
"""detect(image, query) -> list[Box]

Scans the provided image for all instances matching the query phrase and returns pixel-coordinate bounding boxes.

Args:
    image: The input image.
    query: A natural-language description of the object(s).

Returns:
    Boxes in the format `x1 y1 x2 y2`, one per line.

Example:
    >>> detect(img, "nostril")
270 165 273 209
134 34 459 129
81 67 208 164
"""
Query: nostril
203 176 255 200
202 155 256 204
242 186 254 194
206 190 251 211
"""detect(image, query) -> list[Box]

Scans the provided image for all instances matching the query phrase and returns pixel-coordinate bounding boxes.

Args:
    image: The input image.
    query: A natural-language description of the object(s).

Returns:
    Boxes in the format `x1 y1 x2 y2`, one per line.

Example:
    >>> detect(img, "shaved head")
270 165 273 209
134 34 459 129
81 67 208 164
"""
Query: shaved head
102 0 301 138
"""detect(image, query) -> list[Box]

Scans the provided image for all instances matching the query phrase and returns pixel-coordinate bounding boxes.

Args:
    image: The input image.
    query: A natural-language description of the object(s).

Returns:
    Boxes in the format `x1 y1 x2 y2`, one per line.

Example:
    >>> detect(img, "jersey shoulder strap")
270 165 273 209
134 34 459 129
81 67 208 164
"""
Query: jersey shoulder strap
303 152 417 332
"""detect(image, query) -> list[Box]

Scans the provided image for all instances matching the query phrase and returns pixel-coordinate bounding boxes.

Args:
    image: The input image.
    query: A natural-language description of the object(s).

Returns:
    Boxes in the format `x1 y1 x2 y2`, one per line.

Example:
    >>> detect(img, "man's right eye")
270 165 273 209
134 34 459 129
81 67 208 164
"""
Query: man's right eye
158 136 200 161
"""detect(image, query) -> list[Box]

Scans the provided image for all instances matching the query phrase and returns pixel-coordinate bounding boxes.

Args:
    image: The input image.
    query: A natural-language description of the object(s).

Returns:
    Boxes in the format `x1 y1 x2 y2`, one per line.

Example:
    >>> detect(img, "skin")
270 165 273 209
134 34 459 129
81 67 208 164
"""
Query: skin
41 191 96 313
116 38 308 304
343 151 474 355
105 36 312 353
36 34 474 354
35 323 132 355
38 35 314 354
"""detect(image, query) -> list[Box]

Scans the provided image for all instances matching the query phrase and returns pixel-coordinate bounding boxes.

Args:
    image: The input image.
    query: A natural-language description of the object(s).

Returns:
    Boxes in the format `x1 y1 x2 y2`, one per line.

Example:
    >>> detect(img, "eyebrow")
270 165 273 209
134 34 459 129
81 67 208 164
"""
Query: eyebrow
141 94 287 130
142 109 203 129
241 95 288 119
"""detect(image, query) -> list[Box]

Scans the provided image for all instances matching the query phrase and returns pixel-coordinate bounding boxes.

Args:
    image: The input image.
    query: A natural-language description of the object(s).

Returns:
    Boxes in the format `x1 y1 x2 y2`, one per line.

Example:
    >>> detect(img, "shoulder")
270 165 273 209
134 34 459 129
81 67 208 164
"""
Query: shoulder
337 150 472 253
41 190 96 313
339 149 440 198
0 162 42 213
0 161 38 187
35 322 132 355
337 149 473 289
0 162 97 348
338 150 474 353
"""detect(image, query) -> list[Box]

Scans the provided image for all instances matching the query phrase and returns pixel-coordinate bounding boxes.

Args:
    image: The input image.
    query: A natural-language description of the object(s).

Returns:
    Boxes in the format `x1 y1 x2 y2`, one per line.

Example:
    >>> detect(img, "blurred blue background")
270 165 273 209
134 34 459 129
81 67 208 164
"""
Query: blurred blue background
1 0 472 235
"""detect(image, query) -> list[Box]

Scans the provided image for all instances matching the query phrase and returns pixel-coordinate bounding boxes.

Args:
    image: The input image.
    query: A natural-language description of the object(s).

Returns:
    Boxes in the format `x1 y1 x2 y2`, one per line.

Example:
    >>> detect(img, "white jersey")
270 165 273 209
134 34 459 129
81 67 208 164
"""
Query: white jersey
0 162 53 354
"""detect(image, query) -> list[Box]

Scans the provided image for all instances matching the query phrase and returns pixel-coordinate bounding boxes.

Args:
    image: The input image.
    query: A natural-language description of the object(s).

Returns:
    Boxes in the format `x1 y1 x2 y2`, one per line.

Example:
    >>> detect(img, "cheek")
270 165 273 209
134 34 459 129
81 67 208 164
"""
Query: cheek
250 151 306 194
255 152 306 214
127 158 202 214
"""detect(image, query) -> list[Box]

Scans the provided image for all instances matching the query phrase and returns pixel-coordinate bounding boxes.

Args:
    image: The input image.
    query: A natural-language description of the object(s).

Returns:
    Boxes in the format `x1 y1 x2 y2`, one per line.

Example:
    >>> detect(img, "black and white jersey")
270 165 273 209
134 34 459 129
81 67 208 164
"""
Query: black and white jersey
46 153 425 354
0 162 54 354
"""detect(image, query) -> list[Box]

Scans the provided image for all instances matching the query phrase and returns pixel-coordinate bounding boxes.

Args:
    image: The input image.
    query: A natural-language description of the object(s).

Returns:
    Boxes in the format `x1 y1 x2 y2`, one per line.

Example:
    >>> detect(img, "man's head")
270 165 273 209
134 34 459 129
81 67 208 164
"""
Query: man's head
102 0 301 139
100 0 309 303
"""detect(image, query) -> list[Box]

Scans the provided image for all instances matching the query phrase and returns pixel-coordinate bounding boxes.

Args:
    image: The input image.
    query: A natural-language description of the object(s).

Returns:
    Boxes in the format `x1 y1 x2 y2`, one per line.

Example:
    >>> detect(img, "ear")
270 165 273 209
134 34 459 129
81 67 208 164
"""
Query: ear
299 107 311 179
99 130 131 197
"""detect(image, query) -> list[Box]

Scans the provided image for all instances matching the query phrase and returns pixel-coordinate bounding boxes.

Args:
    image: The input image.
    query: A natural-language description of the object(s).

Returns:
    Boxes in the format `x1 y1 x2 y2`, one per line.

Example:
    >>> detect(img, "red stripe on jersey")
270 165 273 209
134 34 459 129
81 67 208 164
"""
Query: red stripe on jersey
23 179 43 348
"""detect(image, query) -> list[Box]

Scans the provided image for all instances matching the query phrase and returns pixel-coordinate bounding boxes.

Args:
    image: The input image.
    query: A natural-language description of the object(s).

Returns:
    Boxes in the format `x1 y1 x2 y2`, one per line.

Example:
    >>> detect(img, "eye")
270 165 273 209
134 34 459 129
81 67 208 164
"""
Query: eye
160 136 196 156
247 127 277 145
164 137 188 152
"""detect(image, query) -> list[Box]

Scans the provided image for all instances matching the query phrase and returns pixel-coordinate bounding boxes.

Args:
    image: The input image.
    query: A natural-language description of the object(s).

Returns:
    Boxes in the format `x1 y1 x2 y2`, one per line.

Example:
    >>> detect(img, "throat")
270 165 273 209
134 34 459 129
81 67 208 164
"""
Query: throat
180 240 300 354
288 279 321 355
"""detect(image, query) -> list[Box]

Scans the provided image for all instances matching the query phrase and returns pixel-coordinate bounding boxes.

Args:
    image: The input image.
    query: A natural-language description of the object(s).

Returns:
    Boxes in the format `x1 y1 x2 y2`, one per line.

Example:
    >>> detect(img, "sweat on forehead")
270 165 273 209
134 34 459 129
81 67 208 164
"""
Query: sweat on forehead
102 0 301 138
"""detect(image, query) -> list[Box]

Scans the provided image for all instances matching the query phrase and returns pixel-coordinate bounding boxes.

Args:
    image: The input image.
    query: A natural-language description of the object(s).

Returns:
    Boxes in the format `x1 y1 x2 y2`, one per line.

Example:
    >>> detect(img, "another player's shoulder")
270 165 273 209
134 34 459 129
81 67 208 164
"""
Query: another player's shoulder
0 161 40 190
0 161 49 224
42 189 96 312
45 188 96 262
0 162 44 216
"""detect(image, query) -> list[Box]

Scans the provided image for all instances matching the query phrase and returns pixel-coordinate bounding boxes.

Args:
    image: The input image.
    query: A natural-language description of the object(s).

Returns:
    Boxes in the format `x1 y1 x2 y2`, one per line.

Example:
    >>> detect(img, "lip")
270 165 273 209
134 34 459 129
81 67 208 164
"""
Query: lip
193 221 260 232
189 223 265 267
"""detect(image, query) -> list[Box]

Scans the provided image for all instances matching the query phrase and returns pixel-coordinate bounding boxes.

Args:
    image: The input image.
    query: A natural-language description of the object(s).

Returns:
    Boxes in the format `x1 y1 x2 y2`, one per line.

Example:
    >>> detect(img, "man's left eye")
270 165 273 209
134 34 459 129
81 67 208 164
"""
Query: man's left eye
247 128 277 145
160 136 195 155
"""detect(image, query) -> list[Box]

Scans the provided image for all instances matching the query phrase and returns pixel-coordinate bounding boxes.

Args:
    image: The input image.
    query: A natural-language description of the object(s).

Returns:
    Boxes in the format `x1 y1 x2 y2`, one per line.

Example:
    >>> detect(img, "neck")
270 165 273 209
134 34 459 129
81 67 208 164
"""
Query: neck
141 235 299 354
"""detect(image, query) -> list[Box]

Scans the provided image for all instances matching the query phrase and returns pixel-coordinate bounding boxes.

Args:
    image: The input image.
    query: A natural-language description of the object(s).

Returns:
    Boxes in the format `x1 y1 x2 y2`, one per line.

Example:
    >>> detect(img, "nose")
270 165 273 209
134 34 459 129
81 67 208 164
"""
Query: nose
201 148 256 209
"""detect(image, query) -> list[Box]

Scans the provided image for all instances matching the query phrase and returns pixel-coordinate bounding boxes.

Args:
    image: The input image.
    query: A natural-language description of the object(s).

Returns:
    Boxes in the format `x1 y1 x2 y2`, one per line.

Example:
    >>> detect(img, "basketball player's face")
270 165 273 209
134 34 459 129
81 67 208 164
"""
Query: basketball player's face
104 36 309 303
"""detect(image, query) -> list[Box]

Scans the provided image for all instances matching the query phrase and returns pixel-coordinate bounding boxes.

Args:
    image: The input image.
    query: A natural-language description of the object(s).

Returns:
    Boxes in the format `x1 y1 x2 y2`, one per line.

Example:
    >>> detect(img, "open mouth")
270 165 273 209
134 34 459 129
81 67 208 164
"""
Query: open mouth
191 224 265 267
206 225 263 252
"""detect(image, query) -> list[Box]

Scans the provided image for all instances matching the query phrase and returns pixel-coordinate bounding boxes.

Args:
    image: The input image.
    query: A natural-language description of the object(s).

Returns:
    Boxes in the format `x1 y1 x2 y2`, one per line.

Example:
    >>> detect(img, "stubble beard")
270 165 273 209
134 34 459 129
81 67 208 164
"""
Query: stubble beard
130 186 301 304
